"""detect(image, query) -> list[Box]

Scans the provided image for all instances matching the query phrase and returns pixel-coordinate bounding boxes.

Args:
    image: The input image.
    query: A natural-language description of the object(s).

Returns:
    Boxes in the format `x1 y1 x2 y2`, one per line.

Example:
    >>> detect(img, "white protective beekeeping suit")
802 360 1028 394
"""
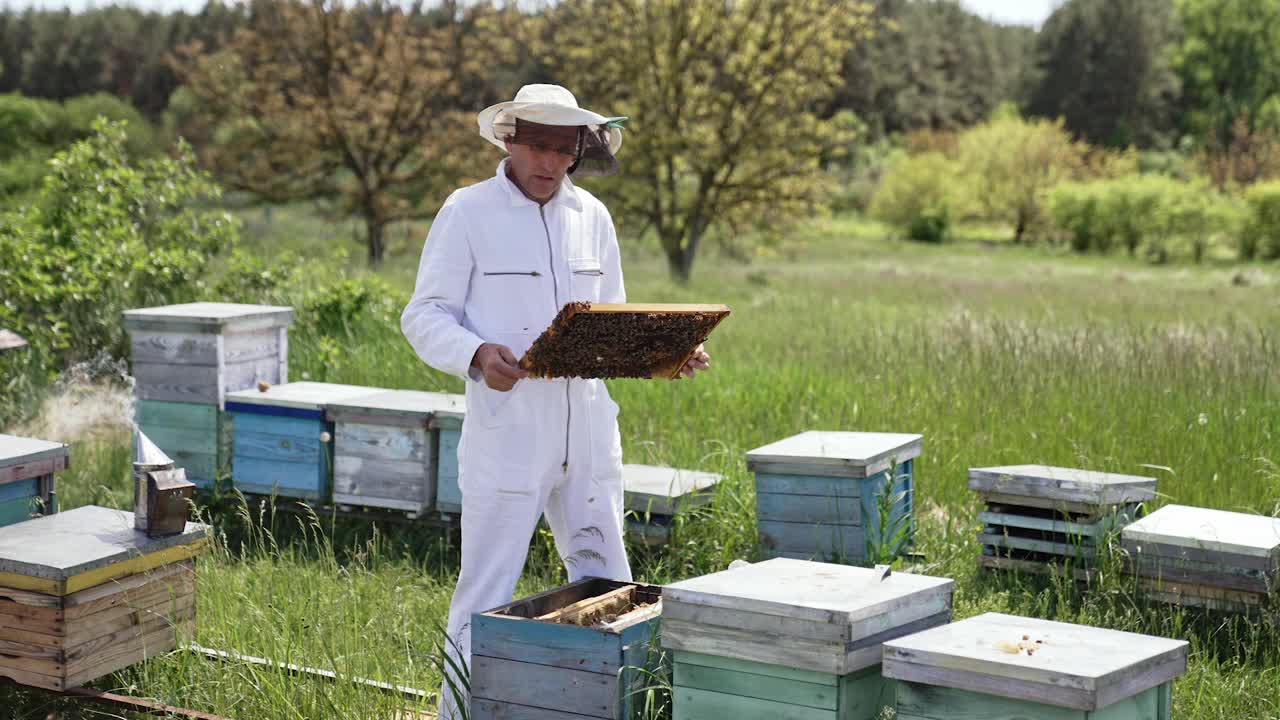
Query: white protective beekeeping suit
400 119 632 717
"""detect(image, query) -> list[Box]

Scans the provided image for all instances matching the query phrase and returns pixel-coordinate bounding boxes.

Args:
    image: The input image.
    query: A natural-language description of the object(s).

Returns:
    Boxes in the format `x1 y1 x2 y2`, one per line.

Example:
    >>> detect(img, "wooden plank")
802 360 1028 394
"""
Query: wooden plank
142 425 217 457
838 664 895 720
130 330 219 365
0 478 38 503
1122 504 1280 560
662 617 871 676
435 429 462 514
225 381 377 411
137 400 217 431
978 555 1095 582
65 602 192 673
672 650 838 687
980 510 1124 538
471 699 601 720
326 389 462 423
968 465 1157 506
471 613 627 676
1136 577 1264 606
64 591 195 647
672 685 837 720
61 686 235 720
746 432 924 480
622 464 720 516
756 492 863 525
536 584 635 623
676 657 840 710
979 491 1114 516
755 473 860 499
235 430 322 464
882 613 1188 711
1129 556 1271 594
759 520 866 560
233 412 320 441
0 496 37 527
221 355 288 398
979 533 1098 559
472 655 616 717
232 457 324 499
0 541 208 597
0 435 70 469
133 362 220 404
223 327 284 364
895 680 1084 720
336 424 429 464
0 459 60 486
1122 537 1275 572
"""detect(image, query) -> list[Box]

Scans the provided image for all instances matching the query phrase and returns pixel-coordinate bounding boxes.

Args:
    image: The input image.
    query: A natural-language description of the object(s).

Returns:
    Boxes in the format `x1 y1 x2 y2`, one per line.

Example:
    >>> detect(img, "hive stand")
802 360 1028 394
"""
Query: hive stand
1122 504 1280 613
883 612 1188 719
662 557 954 720
124 303 293 490
969 465 1157 581
747 432 923 564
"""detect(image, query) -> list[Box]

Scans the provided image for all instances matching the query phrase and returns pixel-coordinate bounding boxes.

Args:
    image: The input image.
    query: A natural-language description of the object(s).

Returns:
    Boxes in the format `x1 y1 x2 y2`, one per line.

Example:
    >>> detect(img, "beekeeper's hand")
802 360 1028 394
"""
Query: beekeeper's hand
472 343 529 391
677 344 711 379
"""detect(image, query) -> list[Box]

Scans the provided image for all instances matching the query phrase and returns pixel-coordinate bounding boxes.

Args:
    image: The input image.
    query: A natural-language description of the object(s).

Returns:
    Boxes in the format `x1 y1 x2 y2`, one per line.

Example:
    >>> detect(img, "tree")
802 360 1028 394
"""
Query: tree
957 111 1089 244
1027 0 1181 148
175 0 513 264
541 0 873 282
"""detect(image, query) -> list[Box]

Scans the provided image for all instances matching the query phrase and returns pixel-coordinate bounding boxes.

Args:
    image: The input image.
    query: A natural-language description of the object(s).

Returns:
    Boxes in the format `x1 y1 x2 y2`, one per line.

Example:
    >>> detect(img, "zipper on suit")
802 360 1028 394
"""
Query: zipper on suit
483 271 542 277
539 204 571 473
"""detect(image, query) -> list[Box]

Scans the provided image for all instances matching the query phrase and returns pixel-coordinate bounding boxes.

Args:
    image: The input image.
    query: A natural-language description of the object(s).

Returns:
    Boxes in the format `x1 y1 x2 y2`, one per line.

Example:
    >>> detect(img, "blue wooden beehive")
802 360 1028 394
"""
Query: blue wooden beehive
0 435 67 527
427 403 464 516
747 432 922 563
124 302 293 490
883 613 1188 719
226 382 380 502
471 577 663 719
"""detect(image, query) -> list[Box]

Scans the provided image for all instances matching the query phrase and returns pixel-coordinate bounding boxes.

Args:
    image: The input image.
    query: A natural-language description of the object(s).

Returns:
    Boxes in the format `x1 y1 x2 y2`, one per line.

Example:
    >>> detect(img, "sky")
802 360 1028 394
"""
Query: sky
9 0 1060 27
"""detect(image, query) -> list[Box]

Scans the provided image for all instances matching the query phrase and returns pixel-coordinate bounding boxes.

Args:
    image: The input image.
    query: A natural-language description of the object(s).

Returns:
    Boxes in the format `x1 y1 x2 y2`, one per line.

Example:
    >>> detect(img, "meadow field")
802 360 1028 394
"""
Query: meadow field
3 211 1279 719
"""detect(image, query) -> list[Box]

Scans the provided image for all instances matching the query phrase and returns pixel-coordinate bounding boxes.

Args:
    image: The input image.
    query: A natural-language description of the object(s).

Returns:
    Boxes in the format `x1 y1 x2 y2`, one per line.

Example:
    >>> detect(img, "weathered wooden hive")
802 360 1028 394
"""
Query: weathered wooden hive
0 505 208 691
427 404 465 516
470 577 664 719
0 434 68 528
747 432 922 563
225 382 380 502
124 302 293 489
324 389 465 517
622 464 721 545
1122 504 1280 613
662 557 953 720
883 612 1188 719
970 465 1157 579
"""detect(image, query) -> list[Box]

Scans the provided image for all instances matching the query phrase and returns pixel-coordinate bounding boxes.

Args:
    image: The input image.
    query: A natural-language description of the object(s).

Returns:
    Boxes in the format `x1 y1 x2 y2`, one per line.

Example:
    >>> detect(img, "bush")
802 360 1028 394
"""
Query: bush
0 94 63 157
1044 174 1241 263
0 119 238 371
1242 181 1280 260
868 152 964 243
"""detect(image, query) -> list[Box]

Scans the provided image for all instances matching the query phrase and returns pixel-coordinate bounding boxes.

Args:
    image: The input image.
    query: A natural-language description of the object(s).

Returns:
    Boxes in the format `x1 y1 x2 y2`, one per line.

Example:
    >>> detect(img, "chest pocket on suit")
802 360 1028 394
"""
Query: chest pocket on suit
568 256 604 302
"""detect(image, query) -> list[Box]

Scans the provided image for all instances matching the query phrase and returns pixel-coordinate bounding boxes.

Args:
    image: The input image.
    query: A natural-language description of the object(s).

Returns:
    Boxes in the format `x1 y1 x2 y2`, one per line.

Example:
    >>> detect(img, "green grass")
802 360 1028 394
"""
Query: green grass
3 211 1279 718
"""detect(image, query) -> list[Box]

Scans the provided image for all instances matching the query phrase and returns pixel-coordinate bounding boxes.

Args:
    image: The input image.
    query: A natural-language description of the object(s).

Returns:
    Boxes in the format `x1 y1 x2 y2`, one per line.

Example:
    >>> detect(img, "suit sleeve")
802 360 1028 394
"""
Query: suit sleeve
400 199 487 381
599 206 626 304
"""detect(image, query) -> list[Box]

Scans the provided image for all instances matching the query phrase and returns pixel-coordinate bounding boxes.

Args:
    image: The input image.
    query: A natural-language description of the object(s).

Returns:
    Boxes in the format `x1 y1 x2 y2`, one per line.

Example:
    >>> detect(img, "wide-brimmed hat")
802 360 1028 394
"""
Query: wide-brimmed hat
477 84 625 156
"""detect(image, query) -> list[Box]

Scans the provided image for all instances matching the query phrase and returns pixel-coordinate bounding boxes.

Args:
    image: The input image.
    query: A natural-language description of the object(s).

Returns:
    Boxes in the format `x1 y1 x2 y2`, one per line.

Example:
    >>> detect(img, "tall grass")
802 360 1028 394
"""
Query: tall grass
2 213 1278 718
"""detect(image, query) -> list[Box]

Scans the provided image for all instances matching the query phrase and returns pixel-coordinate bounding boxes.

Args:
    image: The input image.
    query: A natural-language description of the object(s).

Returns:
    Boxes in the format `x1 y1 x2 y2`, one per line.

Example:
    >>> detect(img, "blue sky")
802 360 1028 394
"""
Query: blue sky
9 0 1060 27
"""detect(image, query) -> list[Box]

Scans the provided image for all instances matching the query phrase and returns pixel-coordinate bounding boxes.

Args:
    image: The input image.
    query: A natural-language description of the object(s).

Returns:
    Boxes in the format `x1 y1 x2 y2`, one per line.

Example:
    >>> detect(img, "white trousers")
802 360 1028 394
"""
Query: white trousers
437 378 631 720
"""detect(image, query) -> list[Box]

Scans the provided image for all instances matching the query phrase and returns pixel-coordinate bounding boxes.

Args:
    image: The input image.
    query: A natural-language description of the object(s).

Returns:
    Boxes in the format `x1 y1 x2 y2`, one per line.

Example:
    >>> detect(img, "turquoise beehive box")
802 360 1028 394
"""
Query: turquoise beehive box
427 403 464 516
747 432 922 563
0 435 67 527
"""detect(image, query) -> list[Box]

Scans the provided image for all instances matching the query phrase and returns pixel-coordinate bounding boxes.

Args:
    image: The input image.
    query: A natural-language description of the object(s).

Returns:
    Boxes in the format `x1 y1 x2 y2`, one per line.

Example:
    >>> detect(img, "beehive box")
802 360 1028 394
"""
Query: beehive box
0 435 68 527
746 432 922 563
325 390 465 516
427 405 465 516
125 302 293 489
883 612 1188 719
0 505 207 691
1122 504 1280 613
970 465 1157 579
662 558 953 720
226 382 380 502
623 464 721 545
471 577 663 719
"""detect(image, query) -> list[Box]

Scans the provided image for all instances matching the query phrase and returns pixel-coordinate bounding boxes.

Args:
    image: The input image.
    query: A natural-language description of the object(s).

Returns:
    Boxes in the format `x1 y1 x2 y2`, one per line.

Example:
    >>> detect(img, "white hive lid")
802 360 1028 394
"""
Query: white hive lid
1122 504 1280 559
225 382 379 412
969 464 1157 505
746 431 923 478
0 434 70 468
123 302 294 331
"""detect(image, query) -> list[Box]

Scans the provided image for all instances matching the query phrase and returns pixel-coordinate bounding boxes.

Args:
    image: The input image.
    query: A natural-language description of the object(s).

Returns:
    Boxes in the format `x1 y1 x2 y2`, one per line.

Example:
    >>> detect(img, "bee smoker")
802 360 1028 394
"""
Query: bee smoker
132 429 196 537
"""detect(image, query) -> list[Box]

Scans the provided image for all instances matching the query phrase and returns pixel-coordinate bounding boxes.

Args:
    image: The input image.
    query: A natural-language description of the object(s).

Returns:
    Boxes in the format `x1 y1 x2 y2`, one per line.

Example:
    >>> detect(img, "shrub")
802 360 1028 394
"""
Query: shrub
1242 181 1280 260
0 119 238 371
868 152 964 243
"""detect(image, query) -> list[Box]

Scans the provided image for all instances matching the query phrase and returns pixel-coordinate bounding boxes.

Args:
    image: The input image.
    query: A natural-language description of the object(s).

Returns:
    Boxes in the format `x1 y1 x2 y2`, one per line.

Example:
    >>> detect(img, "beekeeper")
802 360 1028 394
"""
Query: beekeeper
400 84 710 718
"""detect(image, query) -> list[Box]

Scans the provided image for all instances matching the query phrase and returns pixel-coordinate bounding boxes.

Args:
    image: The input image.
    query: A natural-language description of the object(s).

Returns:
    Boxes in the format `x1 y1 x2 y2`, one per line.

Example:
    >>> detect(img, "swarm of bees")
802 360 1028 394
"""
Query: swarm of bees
995 634 1048 656
520 302 730 380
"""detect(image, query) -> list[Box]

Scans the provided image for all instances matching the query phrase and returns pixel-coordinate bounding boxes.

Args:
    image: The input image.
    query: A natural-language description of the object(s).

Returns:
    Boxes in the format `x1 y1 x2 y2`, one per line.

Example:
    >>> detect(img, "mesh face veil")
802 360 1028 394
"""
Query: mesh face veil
496 114 622 178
